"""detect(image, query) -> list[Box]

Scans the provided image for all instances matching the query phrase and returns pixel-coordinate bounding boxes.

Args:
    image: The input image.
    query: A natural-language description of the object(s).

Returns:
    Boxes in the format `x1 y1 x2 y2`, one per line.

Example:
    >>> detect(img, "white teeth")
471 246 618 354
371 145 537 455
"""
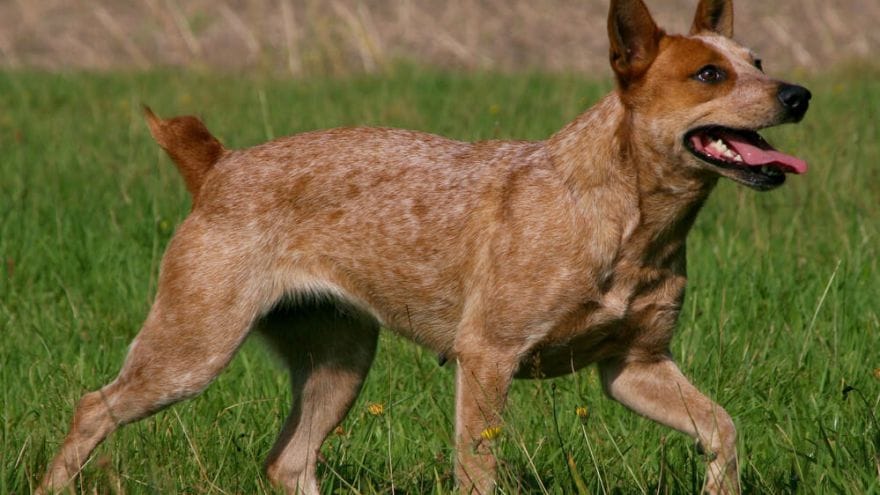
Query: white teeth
708 139 729 153
703 137 744 162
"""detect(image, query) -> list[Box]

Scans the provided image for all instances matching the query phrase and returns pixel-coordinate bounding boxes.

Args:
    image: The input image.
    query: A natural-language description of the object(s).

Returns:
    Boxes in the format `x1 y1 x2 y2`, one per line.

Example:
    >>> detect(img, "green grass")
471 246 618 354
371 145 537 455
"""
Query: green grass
1 67 878 494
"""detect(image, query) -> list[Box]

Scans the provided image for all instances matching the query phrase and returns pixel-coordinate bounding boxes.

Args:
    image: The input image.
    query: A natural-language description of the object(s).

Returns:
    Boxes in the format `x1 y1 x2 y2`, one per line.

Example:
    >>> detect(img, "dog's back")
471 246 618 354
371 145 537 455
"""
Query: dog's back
154 120 588 354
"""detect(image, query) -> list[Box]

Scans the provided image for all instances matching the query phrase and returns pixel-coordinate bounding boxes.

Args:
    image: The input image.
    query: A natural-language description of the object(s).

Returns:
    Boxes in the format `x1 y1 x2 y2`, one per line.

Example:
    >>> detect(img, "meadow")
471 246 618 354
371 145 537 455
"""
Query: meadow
1 67 878 494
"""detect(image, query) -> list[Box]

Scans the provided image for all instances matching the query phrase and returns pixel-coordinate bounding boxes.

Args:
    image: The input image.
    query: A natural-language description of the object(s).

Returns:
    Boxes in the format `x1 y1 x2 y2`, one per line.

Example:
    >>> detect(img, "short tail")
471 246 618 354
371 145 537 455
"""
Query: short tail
143 105 226 200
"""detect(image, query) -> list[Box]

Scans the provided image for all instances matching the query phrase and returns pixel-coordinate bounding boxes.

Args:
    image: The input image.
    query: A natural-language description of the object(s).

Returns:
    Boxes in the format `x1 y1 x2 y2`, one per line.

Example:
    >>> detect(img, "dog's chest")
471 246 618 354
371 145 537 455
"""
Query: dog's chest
517 257 687 378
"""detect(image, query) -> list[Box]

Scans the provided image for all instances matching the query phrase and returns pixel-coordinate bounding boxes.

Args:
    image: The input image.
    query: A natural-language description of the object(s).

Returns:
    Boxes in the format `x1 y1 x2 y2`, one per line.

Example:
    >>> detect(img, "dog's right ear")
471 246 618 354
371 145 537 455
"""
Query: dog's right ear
608 0 662 88
690 0 734 37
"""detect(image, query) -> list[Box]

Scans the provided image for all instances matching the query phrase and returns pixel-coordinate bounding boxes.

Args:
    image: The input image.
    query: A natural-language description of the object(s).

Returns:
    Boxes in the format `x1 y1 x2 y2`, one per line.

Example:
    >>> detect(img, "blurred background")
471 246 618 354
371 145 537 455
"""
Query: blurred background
1 0 877 75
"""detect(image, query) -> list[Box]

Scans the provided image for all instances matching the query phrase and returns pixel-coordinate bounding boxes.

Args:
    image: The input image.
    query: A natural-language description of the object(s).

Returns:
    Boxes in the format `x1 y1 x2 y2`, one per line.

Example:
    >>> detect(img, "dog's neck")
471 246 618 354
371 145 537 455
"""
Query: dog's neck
548 92 717 259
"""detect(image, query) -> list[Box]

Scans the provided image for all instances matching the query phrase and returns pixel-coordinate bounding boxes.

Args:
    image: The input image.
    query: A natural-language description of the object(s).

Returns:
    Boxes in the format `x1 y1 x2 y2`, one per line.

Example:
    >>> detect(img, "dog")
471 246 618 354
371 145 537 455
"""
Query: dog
39 0 810 493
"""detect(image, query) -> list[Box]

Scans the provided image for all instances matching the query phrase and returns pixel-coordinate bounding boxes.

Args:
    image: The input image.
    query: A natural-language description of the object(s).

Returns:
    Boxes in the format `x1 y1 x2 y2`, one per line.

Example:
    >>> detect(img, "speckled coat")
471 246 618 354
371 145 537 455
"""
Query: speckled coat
40 1 814 494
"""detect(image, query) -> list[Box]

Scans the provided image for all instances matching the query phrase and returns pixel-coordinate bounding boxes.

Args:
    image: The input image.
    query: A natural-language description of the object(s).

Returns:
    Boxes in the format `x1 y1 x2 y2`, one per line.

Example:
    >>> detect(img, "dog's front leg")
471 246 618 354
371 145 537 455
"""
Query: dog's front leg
453 347 518 494
599 358 740 495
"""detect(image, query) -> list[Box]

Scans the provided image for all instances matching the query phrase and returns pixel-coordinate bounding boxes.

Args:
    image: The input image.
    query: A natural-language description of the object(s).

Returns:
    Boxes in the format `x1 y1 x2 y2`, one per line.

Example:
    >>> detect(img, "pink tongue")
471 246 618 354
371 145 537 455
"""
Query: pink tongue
718 131 808 174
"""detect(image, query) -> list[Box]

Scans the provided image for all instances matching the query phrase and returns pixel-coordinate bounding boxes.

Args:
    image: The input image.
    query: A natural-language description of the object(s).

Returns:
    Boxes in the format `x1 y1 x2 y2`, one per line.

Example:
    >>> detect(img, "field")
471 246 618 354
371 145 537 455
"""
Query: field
1 67 879 494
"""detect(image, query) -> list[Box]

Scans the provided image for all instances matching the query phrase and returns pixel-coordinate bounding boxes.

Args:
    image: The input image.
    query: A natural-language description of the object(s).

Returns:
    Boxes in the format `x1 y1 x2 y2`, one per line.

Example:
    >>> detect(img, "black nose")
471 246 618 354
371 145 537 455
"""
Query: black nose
777 84 811 122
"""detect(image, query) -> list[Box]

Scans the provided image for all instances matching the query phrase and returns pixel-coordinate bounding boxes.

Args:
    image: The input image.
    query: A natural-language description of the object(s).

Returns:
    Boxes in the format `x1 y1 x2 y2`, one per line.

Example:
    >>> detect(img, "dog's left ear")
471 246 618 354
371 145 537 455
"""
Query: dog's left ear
608 0 662 88
690 0 734 38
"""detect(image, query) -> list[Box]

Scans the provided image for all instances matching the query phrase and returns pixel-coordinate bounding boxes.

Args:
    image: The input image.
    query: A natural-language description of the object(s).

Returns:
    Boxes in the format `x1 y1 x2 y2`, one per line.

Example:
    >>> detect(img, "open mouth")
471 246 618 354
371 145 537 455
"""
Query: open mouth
685 126 808 190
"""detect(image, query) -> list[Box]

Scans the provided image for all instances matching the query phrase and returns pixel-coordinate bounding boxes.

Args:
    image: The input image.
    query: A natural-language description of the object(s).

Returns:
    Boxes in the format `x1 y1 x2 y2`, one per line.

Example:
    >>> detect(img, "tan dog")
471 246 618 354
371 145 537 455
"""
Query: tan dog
39 0 811 493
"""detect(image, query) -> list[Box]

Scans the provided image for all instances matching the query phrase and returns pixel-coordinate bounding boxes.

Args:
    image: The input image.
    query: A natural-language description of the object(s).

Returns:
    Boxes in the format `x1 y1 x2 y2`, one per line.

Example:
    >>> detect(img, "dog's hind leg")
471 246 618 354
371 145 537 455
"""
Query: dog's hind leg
39 218 274 494
260 301 379 495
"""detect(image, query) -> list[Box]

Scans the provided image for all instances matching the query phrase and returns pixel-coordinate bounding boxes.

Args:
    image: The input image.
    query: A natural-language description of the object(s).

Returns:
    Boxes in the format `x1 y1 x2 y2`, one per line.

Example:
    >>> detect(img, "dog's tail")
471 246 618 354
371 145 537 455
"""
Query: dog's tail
143 106 226 200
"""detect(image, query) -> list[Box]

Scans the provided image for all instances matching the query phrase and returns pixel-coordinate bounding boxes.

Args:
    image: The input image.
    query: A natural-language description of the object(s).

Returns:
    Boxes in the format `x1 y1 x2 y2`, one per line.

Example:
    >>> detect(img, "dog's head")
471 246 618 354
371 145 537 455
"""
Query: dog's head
609 0 811 190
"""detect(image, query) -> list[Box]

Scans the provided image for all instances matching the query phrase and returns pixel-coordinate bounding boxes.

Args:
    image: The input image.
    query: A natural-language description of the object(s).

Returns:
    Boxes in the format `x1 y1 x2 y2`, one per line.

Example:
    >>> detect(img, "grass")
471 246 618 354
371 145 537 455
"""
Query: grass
1 66 878 494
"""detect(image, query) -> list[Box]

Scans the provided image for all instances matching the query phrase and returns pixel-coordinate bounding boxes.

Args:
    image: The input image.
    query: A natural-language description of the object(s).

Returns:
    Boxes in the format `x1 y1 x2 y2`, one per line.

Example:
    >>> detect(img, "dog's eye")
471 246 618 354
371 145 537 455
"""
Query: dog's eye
754 59 764 72
694 65 725 83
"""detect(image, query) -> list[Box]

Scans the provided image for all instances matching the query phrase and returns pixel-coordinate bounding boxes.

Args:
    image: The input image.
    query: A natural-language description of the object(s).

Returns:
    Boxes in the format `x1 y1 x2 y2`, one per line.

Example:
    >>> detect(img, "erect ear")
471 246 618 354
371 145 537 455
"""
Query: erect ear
690 0 734 37
608 0 662 87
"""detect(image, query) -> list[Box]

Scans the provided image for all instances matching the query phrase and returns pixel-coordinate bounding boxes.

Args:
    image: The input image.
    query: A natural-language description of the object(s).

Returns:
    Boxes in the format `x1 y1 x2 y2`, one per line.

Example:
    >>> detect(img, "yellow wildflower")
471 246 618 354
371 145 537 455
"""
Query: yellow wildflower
480 426 502 441
367 402 385 416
